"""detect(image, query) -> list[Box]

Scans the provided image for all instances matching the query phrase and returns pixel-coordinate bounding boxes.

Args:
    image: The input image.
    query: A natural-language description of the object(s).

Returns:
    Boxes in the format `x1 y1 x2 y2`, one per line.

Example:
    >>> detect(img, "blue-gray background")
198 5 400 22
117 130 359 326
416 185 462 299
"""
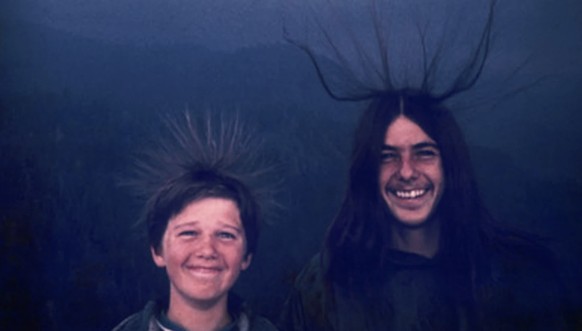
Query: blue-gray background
1 0 581 330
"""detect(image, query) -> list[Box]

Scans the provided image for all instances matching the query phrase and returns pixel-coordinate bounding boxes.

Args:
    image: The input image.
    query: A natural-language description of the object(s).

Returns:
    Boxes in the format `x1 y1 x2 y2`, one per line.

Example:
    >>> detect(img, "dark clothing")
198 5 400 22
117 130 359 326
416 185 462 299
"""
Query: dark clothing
281 242 570 331
113 295 278 331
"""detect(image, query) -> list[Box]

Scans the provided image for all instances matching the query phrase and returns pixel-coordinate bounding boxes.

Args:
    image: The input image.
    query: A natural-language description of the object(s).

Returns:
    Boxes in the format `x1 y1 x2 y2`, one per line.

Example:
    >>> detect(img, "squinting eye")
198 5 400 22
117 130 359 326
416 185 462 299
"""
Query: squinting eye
416 149 438 159
217 232 236 240
381 152 399 162
178 230 198 237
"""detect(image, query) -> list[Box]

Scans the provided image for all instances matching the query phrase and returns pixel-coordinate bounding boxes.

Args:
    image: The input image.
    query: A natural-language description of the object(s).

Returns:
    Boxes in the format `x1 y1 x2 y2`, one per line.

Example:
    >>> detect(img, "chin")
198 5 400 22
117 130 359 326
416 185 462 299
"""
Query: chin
395 217 429 228
391 209 434 228
184 289 228 305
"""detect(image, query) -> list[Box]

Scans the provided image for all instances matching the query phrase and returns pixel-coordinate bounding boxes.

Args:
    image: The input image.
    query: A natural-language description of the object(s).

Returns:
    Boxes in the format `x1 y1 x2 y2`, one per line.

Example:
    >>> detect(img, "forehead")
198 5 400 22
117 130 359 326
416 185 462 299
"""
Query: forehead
384 116 435 147
171 197 241 226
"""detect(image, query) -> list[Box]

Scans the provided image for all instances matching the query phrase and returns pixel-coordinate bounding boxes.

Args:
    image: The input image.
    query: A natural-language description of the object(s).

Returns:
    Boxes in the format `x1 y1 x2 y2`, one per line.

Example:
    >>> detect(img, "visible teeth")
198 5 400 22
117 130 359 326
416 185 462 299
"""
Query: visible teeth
395 189 425 199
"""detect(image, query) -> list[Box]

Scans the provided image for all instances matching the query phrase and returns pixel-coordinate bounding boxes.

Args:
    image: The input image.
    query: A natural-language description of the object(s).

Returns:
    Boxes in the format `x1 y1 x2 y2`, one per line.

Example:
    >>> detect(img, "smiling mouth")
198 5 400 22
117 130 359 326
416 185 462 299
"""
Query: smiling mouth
391 189 428 199
187 266 222 275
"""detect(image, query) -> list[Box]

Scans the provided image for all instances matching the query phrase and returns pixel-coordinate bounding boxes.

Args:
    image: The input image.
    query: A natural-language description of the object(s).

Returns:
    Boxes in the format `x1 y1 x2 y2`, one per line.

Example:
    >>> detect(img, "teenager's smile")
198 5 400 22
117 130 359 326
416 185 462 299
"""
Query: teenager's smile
379 116 444 227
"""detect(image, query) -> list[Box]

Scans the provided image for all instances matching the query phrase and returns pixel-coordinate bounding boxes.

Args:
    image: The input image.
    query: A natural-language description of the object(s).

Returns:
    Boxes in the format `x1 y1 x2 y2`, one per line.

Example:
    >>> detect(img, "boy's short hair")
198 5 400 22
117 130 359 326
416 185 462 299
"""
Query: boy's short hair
145 169 260 257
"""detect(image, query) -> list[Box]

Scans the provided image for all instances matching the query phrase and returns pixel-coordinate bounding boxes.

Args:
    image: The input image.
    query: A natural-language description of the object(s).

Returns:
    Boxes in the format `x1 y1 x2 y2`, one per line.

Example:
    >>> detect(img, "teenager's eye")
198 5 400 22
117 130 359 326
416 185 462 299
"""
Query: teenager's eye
416 149 438 159
381 152 399 162
217 231 237 240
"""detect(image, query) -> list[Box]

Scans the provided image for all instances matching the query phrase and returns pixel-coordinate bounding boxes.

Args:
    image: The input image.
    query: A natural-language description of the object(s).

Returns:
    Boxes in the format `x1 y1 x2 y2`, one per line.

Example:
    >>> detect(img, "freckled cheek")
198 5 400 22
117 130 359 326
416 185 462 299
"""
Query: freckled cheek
223 241 246 255
222 243 247 263
165 240 196 263
416 161 441 175
379 164 397 183
427 166 444 191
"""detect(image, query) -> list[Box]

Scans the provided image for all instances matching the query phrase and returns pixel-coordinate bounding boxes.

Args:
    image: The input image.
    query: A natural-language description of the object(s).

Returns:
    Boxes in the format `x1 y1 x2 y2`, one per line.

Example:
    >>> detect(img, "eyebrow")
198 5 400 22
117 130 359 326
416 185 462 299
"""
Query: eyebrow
382 141 439 151
217 222 243 234
412 142 439 150
173 221 243 234
173 221 198 230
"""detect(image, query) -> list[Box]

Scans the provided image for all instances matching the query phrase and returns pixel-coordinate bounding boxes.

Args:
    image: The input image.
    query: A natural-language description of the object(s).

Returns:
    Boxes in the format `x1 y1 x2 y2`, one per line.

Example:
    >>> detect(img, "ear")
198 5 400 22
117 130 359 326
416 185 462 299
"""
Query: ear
240 253 252 271
150 246 166 268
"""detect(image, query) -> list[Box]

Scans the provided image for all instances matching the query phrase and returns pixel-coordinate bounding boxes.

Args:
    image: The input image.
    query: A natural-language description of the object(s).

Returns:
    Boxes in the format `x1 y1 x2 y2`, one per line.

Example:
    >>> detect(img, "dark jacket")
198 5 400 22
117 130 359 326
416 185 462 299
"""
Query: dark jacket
280 240 571 331
113 295 278 331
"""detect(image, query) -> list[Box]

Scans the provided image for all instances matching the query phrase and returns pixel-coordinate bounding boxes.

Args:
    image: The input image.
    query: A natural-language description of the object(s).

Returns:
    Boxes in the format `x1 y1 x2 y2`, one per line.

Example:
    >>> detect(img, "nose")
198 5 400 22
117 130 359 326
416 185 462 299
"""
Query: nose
398 157 417 181
196 235 218 260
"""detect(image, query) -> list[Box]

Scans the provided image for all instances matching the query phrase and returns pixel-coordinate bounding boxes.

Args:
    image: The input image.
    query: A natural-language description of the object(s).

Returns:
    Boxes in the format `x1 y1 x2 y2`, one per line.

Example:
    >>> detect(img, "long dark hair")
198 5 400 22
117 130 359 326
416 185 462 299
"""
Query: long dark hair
287 0 502 326
287 0 570 328
323 91 494 320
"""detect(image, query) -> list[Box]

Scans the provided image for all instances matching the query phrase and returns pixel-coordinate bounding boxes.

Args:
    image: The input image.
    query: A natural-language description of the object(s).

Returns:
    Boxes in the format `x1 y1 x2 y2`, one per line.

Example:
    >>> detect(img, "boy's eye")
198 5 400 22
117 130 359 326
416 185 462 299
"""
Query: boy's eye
178 230 198 237
217 232 236 240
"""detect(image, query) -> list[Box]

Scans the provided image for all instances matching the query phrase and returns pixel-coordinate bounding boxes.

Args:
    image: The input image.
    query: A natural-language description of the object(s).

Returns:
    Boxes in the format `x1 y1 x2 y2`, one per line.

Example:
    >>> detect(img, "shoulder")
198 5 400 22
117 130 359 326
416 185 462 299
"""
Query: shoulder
279 254 329 331
482 227 563 297
294 254 325 292
292 254 328 311
229 293 278 331
486 229 559 278
248 315 279 331
480 230 570 329
111 301 160 331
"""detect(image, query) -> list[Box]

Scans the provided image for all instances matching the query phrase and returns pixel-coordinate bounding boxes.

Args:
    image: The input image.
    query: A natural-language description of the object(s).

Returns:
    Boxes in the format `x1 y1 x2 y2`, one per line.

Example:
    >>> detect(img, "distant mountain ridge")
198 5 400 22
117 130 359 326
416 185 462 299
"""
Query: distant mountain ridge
0 21 333 111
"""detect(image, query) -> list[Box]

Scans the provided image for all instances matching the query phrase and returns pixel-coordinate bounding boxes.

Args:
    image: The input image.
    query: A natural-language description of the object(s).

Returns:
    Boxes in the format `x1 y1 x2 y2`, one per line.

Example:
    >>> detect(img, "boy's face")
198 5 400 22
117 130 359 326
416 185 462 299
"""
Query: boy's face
151 197 251 306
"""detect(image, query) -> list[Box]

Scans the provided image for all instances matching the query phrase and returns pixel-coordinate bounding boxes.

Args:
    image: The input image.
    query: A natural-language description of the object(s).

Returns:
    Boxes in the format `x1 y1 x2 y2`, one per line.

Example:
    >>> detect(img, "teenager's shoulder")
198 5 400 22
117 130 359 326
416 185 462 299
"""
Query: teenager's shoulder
229 292 279 331
480 229 572 330
249 315 279 331
483 227 566 308
486 228 558 273
279 254 330 331
294 254 325 290
111 301 159 331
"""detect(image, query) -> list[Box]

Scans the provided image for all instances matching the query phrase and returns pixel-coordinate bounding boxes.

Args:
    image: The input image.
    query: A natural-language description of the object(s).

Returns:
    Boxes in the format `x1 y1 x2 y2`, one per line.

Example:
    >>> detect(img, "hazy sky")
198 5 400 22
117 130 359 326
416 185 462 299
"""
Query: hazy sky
3 0 581 179
5 0 579 85
4 0 286 47
4 0 581 57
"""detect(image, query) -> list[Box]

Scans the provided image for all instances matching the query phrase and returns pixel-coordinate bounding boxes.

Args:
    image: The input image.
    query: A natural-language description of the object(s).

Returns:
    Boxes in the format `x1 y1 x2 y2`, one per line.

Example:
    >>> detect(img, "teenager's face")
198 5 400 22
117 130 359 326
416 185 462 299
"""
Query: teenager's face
151 197 251 307
379 115 444 227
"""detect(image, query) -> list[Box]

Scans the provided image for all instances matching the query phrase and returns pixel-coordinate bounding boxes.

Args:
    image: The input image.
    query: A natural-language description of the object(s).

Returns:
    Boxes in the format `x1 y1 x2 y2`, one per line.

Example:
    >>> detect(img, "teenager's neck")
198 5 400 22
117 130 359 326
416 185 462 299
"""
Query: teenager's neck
390 219 440 258
166 289 231 331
